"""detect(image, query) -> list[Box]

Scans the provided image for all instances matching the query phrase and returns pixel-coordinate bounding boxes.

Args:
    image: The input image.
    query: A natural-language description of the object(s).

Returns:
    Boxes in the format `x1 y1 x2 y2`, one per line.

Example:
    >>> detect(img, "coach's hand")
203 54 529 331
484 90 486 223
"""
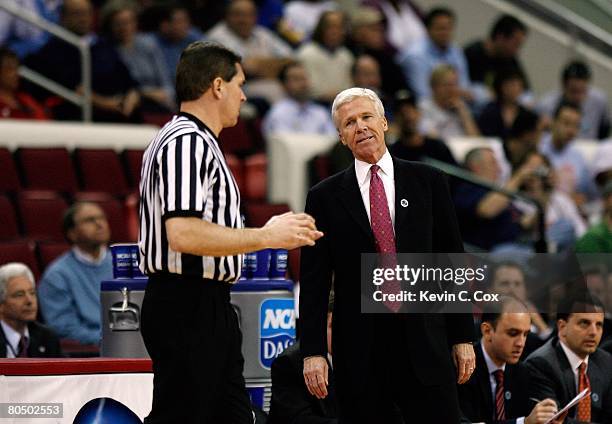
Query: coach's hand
263 212 323 249
453 343 475 384
303 356 329 399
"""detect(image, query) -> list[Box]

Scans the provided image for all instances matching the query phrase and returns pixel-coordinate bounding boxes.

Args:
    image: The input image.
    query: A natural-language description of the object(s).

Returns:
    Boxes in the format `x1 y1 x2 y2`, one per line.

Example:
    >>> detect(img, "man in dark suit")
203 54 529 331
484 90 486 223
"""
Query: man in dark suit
525 295 612 423
459 298 562 424
299 87 475 423
269 298 338 424
0 263 61 358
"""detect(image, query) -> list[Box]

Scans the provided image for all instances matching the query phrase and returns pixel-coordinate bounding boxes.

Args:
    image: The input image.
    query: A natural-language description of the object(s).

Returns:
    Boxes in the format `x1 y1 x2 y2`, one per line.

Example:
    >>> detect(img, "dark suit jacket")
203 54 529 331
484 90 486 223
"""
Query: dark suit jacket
268 342 338 424
299 158 473 400
0 321 62 358
458 342 530 424
525 337 612 424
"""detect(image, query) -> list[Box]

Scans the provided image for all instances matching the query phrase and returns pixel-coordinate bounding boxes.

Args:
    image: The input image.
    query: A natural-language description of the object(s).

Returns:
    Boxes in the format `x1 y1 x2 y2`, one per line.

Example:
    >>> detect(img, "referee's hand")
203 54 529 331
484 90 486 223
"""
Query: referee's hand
263 212 323 249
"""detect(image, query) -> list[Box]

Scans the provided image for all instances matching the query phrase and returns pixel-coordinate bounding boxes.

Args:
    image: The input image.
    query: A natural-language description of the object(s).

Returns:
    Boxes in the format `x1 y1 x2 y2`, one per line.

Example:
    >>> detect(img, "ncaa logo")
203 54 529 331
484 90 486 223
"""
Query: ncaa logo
260 298 296 369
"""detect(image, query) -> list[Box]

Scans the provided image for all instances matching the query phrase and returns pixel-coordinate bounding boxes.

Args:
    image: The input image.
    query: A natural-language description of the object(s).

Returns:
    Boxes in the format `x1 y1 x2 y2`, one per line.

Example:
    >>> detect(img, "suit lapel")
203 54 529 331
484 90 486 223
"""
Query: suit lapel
475 344 495 418
0 324 7 357
392 158 422 250
337 165 375 244
555 342 578 403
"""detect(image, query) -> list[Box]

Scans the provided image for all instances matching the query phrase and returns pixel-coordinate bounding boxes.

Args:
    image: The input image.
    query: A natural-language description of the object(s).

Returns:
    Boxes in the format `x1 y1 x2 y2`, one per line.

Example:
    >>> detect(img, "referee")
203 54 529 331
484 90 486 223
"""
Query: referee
139 42 323 424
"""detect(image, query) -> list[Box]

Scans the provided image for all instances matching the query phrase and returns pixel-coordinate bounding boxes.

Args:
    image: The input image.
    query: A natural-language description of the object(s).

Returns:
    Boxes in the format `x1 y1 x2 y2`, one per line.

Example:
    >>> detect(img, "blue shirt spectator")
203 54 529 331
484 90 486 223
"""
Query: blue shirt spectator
0 0 61 58
396 7 471 99
38 249 112 345
152 6 204 84
538 102 599 202
38 202 113 345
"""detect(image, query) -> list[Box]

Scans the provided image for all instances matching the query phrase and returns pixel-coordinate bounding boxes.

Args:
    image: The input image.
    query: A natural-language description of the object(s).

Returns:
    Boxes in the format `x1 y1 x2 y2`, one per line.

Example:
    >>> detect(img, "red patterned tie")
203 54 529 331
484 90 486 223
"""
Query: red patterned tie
577 362 591 421
369 165 401 312
494 370 506 421
17 336 28 358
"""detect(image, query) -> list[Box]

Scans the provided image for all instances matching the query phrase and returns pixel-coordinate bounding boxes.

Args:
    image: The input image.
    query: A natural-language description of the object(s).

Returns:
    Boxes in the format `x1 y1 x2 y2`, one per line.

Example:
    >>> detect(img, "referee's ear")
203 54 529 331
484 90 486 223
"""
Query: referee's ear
212 77 224 99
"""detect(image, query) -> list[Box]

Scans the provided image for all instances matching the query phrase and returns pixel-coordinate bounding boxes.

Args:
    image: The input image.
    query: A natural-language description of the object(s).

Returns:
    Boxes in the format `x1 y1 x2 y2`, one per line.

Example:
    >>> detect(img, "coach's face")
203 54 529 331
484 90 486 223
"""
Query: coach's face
221 63 247 128
558 312 604 358
336 97 387 164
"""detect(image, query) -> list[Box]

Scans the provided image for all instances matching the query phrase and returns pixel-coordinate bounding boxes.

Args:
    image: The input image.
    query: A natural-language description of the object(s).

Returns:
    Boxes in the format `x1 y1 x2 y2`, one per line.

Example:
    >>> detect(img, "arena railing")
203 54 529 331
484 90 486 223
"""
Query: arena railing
0 1 92 122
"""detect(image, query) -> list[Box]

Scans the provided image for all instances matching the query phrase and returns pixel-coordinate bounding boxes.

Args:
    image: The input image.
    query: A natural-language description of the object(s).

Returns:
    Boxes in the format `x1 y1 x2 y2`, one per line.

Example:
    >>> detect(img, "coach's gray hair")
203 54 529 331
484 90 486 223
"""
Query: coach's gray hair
331 87 385 128
0 263 35 304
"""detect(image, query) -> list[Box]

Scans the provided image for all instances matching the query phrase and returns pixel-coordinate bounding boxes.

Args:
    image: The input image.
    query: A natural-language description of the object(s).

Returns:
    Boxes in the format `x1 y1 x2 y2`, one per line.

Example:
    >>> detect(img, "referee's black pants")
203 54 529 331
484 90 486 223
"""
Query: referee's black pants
141 273 253 424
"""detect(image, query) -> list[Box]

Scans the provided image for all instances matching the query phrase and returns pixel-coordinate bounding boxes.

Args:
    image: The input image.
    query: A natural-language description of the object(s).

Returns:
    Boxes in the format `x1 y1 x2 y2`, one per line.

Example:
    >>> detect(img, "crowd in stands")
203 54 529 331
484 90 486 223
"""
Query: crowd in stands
1 1 612 422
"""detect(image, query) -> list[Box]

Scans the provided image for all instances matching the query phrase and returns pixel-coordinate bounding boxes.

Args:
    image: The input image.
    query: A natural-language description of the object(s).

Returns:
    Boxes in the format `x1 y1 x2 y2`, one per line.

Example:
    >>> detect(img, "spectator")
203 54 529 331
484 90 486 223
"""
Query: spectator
458 298 562 424
101 0 176 113
464 14 530 94
262 61 336 137
0 0 61 58
351 54 382 94
24 0 142 122
539 101 598 205
151 4 204 85
576 181 612 253
419 64 480 140
520 154 587 250
362 0 426 52
296 10 354 104
538 61 610 140
525 295 612 423
0 47 49 120
488 262 553 352
0 263 62 358
396 7 472 100
453 148 540 251
348 7 410 100
281 0 337 45
268 295 339 424
208 0 293 104
504 109 541 170
38 202 113 345
388 89 457 166
477 67 532 140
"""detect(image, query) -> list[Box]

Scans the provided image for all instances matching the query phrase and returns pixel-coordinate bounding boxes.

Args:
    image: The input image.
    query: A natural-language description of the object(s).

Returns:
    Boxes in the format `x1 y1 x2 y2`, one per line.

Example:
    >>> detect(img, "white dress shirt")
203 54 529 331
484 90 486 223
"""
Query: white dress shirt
1 320 29 359
560 340 589 390
354 150 395 230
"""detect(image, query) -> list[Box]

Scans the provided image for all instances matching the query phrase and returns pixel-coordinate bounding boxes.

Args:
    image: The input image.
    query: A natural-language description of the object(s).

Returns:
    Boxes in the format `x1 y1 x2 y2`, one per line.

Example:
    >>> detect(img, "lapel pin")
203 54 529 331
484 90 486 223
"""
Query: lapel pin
592 393 599 403
505 391 512 400
400 199 409 208
39 346 46 352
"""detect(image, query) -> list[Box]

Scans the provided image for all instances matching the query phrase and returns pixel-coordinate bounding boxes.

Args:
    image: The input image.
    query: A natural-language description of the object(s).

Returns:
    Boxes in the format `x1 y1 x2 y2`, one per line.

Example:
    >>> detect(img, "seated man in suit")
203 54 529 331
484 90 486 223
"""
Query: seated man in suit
459 297 561 424
268 295 338 424
525 294 612 423
0 263 61 357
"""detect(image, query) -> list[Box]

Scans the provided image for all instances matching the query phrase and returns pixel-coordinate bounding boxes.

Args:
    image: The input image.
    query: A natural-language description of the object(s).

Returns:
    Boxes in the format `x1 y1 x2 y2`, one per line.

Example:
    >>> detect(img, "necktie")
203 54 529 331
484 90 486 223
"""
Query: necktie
577 362 591 421
369 165 401 312
494 370 506 421
17 336 28 358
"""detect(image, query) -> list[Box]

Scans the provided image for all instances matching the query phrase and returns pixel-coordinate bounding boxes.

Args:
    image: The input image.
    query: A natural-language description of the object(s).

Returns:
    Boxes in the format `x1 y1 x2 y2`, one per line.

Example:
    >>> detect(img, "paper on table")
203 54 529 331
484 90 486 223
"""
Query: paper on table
545 388 590 424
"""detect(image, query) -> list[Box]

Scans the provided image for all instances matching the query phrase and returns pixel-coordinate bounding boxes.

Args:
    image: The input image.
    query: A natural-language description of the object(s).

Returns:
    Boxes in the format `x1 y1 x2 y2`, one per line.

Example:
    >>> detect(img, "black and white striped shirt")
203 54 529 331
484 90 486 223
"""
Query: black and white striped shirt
138 112 243 282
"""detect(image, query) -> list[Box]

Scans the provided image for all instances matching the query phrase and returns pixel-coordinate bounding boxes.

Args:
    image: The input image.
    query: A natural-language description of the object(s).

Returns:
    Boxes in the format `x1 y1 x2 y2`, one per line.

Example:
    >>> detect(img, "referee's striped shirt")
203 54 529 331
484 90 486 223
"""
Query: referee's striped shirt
138 112 243 282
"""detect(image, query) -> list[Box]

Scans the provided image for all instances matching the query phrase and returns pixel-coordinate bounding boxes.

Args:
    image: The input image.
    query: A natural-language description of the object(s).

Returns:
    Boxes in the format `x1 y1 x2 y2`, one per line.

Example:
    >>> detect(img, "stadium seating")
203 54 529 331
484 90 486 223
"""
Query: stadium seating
244 153 267 201
17 191 68 242
0 147 21 193
122 149 145 189
38 241 70 269
0 194 20 240
16 147 79 193
75 148 129 195
0 240 40 279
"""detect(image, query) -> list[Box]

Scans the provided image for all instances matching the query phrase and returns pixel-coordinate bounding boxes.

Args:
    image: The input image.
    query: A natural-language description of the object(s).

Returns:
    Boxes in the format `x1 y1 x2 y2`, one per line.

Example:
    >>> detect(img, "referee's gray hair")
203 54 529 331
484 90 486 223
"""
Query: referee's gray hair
331 87 385 128
0 263 35 304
